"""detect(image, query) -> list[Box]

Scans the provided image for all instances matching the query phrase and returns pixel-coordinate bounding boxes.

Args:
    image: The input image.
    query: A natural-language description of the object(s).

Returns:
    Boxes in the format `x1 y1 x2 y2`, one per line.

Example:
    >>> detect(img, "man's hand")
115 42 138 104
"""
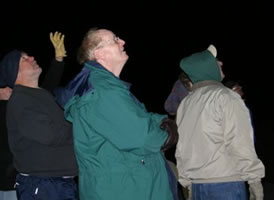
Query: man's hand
50 32 67 60
0 87 12 100
160 118 179 151
249 181 263 200
187 185 192 200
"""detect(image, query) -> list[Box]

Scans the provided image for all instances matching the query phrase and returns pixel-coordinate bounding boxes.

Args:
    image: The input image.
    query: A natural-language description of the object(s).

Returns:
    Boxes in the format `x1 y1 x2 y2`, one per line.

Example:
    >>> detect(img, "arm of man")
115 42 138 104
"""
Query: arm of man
224 94 264 199
66 87 168 154
41 32 67 92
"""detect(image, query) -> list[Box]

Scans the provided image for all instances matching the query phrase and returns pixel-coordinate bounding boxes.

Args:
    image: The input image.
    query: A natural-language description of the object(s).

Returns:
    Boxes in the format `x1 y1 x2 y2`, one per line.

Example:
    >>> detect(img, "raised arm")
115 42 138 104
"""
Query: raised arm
42 32 67 91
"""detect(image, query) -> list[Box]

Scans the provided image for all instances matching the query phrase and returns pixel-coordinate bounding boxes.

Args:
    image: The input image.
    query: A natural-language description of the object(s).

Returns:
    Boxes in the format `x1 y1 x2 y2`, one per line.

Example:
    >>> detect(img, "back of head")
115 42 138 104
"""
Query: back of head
0 50 21 88
179 45 221 84
77 28 102 64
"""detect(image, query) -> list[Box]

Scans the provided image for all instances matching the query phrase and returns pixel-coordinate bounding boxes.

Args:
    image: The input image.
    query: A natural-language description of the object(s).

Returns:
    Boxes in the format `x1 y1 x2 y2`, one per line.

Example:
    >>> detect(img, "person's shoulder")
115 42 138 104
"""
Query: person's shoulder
8 86 38 106
8 86 24 99
215 85 242 105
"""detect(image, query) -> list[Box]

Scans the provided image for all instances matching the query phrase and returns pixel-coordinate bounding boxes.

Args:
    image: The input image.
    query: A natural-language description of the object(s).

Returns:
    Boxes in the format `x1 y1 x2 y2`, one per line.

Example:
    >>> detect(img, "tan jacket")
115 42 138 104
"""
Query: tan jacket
175 81 265 187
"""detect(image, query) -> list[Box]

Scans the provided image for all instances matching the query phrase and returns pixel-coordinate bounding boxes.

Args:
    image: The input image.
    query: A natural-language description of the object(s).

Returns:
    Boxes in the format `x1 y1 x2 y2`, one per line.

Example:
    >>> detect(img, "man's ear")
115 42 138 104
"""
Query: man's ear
93 49 104 60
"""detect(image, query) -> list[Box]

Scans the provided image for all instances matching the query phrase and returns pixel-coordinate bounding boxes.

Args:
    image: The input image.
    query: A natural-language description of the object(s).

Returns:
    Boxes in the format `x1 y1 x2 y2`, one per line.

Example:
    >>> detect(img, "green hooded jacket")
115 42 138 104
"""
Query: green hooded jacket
65 62 173 200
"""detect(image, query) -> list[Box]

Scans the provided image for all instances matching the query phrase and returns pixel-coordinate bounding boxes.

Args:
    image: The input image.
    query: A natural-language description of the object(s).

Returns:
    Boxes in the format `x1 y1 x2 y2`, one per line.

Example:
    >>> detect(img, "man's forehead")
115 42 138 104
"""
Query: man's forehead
97 29 114 38
21 52 28 57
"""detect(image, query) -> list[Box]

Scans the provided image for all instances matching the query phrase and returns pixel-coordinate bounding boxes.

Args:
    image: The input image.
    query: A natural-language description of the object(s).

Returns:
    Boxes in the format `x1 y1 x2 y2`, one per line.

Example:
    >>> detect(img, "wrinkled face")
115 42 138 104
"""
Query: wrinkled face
17 53 42 80
95 29 128 66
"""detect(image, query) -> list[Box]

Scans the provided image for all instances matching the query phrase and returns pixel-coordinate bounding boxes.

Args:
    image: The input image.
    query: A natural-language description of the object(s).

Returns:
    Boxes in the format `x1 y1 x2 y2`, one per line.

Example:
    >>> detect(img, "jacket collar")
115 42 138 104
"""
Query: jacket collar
191 80 223 91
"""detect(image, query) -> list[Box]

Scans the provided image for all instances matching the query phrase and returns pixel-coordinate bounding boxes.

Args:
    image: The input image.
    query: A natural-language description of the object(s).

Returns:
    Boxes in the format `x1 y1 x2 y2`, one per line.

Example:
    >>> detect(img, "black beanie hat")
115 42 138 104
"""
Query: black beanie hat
0 50 22 88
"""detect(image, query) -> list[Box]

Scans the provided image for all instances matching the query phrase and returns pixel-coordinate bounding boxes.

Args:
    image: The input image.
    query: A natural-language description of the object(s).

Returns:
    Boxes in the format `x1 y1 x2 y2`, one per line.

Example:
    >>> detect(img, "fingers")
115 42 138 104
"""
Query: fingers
59 34 65 48
160 121 168 130
0 87 13 100
49 31 65 47
50 32 54 44
6 86 12 93
49 31 67 58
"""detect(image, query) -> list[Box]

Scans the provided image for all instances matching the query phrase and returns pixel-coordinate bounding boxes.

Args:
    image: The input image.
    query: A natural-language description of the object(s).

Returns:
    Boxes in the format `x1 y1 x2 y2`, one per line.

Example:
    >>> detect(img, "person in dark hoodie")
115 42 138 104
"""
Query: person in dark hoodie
175 45 265 200
0 32 78 200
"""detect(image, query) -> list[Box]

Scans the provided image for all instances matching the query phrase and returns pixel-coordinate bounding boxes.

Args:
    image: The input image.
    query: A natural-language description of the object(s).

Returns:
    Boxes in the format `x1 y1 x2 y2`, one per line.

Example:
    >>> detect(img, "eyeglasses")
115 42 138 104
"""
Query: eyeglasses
95 36 120 50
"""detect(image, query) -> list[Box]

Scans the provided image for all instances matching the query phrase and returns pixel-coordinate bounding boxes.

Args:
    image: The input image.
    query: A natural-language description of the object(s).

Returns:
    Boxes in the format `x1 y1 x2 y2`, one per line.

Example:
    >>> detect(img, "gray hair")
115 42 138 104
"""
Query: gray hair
77 28 102 64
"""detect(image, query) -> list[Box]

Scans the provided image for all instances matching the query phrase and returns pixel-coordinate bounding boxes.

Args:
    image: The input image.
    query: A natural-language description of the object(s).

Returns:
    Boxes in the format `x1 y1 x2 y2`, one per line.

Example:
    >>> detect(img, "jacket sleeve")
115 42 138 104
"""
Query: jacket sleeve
41 59 65 92
223 95 265 183
66 88 168 154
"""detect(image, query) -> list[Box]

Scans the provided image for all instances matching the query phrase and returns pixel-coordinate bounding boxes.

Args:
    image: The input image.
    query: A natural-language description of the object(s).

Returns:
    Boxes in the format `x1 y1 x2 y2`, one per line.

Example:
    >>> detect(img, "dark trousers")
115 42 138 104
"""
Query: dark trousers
15 174 78 200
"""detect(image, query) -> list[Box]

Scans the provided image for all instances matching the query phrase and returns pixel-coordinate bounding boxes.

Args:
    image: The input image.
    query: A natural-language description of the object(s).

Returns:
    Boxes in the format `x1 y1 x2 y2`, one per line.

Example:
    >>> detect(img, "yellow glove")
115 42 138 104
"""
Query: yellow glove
50 32 67 59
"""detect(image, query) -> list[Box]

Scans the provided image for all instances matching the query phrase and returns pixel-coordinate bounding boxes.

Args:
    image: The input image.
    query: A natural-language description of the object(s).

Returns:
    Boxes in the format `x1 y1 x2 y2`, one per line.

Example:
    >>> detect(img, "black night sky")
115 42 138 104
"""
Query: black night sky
1 3 274 184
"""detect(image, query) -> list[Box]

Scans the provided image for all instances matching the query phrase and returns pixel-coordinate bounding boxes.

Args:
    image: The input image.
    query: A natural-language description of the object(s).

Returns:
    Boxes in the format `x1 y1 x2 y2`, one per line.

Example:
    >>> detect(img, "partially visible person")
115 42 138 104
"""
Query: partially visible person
57 27 178 200
0 32 78 200
0 87 17 200
175 45 265 200
224 80 244 98
164 71 192 117
0 32 67 200
164 71 193 200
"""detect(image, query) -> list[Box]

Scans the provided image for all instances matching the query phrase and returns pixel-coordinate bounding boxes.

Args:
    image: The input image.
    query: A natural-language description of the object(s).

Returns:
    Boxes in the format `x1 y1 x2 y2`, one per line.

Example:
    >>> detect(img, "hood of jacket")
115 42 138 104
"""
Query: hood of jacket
179 47 221 84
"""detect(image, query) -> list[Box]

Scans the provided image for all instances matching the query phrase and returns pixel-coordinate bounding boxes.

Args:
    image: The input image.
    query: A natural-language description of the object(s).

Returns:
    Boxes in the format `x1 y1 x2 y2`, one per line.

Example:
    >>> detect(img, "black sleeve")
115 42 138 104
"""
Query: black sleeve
41 59 65 92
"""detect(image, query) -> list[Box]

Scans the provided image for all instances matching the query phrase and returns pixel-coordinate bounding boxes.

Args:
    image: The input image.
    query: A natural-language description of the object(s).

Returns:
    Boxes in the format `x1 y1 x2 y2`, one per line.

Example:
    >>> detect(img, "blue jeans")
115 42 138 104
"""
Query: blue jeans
192 181 247 200
15 174 78 200
0 190 17 200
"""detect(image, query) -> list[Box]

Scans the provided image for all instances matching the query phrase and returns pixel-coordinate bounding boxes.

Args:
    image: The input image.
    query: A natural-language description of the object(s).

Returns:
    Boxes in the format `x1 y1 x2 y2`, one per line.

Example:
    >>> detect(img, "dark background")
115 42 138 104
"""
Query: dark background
1 2 273 186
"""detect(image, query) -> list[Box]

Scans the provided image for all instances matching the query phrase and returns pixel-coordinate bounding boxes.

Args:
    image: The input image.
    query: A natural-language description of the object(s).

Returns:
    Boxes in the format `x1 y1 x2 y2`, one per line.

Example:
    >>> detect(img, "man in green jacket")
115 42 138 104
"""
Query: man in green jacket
62 28 178 200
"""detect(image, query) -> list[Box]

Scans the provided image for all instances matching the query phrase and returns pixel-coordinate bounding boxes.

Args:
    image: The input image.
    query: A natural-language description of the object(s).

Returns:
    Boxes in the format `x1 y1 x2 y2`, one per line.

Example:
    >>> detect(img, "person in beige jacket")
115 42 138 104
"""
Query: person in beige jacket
175 45 265 200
